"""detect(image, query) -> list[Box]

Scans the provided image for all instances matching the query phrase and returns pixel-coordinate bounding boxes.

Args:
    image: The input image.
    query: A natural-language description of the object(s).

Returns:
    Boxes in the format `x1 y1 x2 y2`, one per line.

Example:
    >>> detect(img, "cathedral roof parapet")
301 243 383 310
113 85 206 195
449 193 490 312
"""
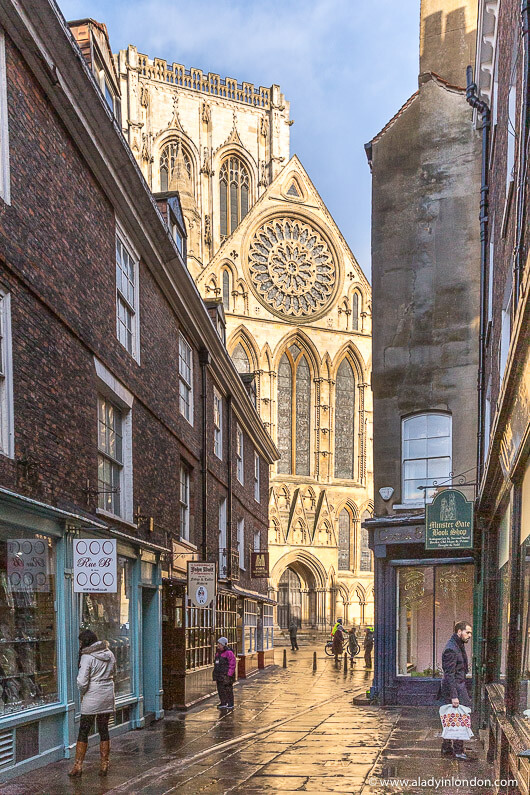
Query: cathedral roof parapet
136 52 273 109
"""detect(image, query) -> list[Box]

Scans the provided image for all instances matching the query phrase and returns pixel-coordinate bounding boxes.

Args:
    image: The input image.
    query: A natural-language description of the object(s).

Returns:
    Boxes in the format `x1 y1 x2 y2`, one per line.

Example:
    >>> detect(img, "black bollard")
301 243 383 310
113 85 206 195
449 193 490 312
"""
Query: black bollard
313 651 317 671
283 648 287 668
344 652 348 672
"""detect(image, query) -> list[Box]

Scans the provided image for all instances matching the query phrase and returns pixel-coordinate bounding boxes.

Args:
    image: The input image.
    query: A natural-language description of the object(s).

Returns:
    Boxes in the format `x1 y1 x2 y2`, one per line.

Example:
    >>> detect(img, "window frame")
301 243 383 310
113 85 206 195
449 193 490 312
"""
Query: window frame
401 412 452 504
0 29 10 205
254 451 260 502
237 517 245 570
236 425 244 484
218 497 228 579
219 155 251 239
0 290 14 458
277 346 312 477
97 395 129 519
115 222 140 362
213 388 223 460
179 333 194 425
179 462 190 541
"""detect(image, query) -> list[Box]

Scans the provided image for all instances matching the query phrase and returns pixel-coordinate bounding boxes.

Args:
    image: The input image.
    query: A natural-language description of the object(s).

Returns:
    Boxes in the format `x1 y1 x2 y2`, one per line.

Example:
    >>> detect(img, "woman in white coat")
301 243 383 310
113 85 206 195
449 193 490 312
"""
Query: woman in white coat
69 629 116 777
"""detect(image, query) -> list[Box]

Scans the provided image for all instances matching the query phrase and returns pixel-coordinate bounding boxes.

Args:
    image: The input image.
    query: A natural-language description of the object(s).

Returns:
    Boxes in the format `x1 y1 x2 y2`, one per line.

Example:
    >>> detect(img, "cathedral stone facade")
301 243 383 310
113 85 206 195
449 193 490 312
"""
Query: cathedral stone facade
117 46 374 629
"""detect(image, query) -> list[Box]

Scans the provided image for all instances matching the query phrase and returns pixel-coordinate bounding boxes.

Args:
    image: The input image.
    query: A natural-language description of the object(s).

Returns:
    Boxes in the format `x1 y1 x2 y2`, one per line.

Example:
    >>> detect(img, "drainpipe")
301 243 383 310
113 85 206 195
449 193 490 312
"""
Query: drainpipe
199 348 210 561
227 395 233 579
515 0 530 296
466 66 491 485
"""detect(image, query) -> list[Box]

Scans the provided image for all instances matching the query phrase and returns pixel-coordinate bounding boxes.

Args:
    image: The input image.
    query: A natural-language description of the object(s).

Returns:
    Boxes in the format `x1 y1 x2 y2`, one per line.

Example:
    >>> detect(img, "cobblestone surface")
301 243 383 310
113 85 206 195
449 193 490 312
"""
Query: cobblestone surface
1 649 493 794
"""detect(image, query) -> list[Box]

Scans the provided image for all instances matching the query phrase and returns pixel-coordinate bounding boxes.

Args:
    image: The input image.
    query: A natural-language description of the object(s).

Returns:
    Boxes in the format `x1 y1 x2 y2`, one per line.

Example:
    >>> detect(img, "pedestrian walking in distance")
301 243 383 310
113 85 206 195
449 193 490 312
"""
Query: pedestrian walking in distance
213 636 236 709
331 617 346 665
288 618 299 651
364 627 374 668
69 630 116 778
439 621 473 760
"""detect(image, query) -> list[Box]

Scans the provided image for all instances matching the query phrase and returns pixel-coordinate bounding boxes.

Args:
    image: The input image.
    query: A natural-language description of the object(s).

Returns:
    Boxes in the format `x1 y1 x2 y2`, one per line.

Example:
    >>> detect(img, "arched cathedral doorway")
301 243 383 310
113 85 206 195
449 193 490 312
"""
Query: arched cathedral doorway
278 568 302 628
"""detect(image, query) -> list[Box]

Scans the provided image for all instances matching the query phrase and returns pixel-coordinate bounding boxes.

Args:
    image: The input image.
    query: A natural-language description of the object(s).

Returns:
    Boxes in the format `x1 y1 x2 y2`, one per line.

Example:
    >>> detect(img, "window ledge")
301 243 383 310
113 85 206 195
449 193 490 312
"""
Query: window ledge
95 508 138 530
177 537 198 551
392 502 426 510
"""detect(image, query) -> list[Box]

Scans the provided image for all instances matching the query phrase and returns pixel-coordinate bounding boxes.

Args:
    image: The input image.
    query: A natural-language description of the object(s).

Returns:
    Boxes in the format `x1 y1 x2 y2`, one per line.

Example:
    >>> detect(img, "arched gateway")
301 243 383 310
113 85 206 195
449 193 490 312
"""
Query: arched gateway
269 552 330 630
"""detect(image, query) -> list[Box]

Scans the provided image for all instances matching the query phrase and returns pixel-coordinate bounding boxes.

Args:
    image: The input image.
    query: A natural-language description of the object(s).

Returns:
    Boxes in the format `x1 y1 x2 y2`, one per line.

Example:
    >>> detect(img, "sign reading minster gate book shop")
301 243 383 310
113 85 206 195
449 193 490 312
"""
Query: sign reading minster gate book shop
425 489 473 550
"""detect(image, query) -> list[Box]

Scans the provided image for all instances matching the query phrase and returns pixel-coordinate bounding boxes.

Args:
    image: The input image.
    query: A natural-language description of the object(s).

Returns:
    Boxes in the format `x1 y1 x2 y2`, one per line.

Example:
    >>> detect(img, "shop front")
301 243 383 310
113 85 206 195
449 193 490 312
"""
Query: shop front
0 488 165 781
366 512 475 706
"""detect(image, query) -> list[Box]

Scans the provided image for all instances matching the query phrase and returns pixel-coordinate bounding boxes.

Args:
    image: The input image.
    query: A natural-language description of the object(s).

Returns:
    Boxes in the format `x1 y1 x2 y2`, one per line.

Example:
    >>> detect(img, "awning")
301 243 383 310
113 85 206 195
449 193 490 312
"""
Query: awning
0 487 107 529
229 583 277 605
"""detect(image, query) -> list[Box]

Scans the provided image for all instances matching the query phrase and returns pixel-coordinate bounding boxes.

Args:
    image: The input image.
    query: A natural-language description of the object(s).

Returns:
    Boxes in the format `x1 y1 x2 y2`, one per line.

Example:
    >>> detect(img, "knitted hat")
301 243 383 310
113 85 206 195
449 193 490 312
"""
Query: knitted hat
217 637 229 646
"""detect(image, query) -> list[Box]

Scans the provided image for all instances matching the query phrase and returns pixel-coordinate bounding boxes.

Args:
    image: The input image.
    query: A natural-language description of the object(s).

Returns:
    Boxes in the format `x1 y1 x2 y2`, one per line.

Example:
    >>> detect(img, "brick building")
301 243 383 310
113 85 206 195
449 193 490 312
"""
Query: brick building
472 0 530 786
0 0 276 779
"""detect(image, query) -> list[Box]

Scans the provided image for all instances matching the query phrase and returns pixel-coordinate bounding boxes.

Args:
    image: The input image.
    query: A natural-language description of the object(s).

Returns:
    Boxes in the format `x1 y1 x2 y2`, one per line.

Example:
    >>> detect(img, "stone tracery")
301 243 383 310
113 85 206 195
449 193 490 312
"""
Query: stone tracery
248 217 337 318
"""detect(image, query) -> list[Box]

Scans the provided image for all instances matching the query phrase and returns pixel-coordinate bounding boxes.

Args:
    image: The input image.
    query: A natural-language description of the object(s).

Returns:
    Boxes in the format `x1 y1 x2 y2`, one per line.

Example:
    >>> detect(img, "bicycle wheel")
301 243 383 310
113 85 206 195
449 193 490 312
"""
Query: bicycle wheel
324 641 334 656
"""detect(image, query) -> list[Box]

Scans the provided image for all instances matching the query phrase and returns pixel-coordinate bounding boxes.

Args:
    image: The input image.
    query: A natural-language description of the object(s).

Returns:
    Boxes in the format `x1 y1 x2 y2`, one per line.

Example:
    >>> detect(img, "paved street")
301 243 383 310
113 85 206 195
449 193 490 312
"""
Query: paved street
2 648 494 795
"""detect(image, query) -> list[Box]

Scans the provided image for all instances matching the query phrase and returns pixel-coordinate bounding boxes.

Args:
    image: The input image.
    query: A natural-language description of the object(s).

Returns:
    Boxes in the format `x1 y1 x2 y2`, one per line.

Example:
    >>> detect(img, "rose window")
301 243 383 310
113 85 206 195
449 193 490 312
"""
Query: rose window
248 218 337 318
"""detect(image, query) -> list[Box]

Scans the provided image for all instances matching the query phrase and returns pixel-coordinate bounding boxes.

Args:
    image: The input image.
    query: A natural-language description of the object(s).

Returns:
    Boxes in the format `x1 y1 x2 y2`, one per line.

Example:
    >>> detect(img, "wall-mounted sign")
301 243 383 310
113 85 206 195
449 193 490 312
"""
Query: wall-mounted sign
74 538 117 593
379 487 394 501
251 551 269 578
188 562 216 608
7 539 50 592
425 490 473 550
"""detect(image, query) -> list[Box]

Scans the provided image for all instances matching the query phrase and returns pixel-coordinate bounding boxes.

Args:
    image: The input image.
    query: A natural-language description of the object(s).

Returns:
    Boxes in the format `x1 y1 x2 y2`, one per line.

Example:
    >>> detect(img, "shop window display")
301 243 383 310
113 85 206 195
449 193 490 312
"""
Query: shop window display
263 605 274 650
0 530 58 714
79 555 132 697
185 602 213 670
397 563 473 677
244 600 258 653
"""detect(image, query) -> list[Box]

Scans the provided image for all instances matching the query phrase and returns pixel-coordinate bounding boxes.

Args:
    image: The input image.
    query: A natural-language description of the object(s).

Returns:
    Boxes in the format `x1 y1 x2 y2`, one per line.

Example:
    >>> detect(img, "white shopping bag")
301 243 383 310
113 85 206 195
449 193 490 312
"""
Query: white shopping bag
439 704 474 740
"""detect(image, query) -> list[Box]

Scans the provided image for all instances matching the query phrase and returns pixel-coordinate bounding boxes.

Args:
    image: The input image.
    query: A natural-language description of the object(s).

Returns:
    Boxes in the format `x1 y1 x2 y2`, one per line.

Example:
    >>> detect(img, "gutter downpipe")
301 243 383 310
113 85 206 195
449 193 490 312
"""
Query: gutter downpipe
227 395 233 581
199 347 210 561
466 65 491 487
515 0 530 296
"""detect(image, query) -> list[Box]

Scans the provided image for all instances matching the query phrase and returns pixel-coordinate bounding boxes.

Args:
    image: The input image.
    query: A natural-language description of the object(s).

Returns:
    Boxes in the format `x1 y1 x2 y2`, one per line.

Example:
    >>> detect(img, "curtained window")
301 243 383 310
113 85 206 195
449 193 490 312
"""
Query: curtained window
334 359 355 479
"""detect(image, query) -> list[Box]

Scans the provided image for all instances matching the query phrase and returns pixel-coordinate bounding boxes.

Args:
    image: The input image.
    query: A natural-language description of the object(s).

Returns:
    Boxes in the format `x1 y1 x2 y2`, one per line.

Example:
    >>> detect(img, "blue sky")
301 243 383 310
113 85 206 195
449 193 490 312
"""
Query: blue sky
58 0 420 280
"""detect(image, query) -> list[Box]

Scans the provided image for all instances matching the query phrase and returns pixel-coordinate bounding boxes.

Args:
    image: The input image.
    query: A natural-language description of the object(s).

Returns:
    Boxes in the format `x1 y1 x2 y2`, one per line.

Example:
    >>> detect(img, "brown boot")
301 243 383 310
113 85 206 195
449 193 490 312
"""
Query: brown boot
99 740 110 776
68 741 88 777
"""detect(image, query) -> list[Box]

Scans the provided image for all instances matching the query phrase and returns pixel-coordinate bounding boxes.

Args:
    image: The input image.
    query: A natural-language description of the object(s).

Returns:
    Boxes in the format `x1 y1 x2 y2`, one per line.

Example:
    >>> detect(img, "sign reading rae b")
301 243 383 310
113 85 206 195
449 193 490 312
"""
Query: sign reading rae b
187 561 216 608
425 489 474 550
251 551 269 578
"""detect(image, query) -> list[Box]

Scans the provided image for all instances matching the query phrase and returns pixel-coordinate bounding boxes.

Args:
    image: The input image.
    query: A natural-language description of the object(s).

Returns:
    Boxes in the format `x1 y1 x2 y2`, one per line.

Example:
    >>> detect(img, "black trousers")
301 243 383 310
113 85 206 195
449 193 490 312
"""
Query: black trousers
78 713 111 742
364 648 372 668
290 636 299 650
216 679 234 707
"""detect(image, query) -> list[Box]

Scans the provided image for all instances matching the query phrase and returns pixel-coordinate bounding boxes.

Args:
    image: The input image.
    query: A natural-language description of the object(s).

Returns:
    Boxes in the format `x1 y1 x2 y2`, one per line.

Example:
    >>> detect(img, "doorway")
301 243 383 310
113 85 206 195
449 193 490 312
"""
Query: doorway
278 568 302 628
142 587 158 723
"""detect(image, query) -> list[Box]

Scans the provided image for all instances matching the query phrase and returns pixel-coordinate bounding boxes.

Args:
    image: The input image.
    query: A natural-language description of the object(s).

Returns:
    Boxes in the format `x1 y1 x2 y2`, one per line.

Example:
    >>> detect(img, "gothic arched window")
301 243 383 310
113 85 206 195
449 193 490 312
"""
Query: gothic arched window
220 156 250 238
231 342 251 373
338 508 351 570
159 140 192 192
334 358 356 479
277 345 311 476
222 270 230 311
352 292 360 331
360 526 372 571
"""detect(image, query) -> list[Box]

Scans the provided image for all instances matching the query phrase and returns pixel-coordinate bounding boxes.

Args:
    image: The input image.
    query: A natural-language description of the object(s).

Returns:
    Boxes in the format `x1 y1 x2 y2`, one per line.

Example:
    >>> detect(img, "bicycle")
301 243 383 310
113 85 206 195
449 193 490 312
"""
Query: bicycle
324 631 360 659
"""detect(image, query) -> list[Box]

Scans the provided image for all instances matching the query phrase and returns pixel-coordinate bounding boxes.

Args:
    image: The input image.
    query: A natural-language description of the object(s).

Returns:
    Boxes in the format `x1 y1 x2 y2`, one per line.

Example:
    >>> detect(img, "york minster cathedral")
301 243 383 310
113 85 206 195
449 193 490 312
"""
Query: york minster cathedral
117 45 374 629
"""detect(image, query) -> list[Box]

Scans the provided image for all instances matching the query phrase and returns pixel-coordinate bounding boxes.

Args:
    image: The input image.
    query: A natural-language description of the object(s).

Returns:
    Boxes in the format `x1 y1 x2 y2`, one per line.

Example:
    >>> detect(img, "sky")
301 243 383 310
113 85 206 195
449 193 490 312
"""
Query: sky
57 0 420 281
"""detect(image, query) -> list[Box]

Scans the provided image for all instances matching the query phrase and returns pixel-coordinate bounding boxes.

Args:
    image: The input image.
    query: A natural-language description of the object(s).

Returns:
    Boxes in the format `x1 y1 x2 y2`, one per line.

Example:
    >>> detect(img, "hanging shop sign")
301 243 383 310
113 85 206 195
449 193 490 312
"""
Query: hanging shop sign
7 538 50 592
73 538 117 593
425 489 473 550
188 562 216 608
250 551 269 578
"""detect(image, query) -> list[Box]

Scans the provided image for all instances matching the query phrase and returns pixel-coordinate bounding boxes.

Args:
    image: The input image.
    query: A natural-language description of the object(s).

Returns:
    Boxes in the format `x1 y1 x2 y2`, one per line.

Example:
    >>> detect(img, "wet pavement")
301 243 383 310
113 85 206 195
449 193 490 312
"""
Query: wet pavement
1 648 494 794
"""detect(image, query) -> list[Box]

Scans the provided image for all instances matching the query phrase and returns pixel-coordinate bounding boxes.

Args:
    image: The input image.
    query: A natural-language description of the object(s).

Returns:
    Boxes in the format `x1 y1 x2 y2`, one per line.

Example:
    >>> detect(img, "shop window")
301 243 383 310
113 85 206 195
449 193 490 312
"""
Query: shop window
216 593 238 653
518 462 530 715
116 226 140 361
263 604 274 650
185 602 213 670
244 599 258 653
0 29 10 205
218 498 227 578
396 563 474 678
179 463 190 542
214 389 223 460
237 518 245 570
402 413 452 503
254 452 260 502
0 291 14 458
236 426 244 484
79 555 132 697
219 156 250 238
335 359 356 479
0 531 58 715
178 334 193 424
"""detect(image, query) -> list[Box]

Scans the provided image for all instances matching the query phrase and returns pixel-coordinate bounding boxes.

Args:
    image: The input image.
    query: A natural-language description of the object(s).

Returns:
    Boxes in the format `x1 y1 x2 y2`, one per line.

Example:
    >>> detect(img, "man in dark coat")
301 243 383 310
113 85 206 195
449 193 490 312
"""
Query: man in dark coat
364 627 374 668
288 619 299 651
440 621 472 760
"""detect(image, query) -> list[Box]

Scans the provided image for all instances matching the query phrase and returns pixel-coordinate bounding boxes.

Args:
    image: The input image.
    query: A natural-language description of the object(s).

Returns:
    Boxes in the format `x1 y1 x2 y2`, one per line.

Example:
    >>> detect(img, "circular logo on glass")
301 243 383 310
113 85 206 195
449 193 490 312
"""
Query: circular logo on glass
248 217 337 318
